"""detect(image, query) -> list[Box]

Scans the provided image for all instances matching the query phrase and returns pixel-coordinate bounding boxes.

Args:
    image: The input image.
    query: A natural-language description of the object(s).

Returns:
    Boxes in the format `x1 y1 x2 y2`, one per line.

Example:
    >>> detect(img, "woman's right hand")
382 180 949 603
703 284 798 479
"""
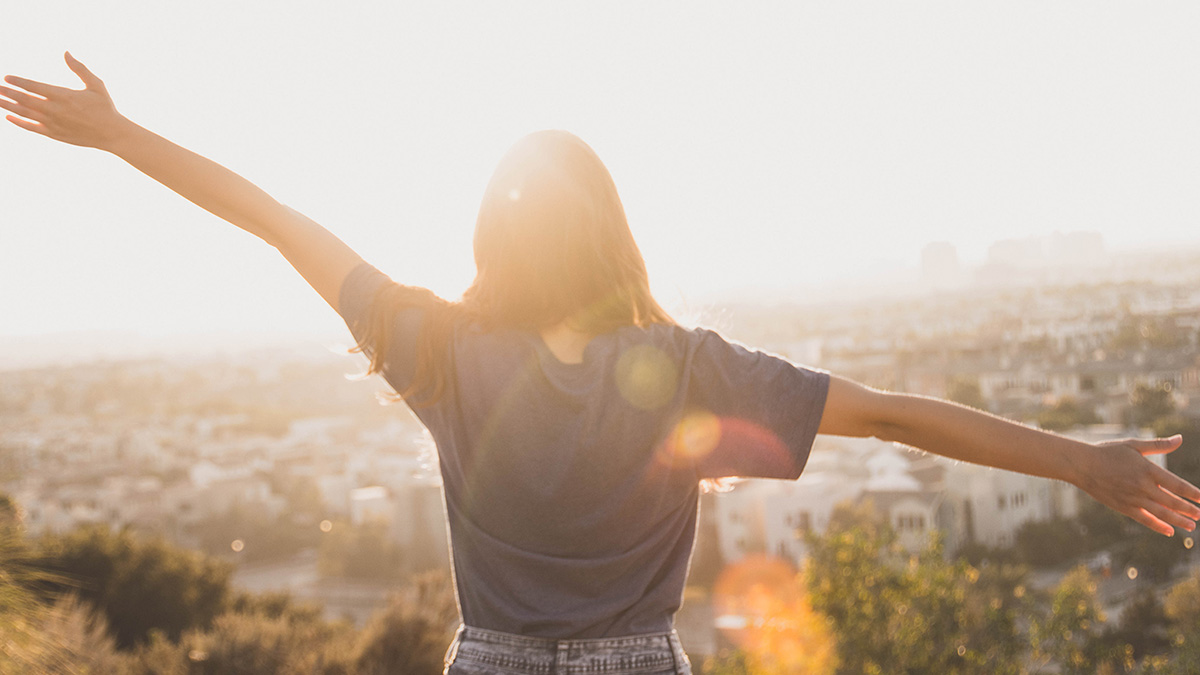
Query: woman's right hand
1 52 133 151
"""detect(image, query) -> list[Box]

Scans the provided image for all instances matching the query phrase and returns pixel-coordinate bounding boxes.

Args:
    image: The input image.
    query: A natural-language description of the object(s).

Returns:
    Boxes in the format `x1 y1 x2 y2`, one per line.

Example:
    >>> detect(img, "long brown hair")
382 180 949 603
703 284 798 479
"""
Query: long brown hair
354 130 674 404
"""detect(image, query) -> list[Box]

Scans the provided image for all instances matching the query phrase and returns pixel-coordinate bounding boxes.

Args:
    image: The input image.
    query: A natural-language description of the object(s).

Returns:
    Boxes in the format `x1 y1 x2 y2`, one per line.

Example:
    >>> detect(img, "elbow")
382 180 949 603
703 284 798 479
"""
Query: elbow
866 390 908 443
821 376 908 440
872 419 905 444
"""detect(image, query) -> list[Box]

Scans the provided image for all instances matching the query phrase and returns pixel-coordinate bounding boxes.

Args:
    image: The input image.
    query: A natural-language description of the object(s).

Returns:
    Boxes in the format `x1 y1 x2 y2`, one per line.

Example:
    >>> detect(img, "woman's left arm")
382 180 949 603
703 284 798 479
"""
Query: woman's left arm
817 374 1200 537
1 52 363 312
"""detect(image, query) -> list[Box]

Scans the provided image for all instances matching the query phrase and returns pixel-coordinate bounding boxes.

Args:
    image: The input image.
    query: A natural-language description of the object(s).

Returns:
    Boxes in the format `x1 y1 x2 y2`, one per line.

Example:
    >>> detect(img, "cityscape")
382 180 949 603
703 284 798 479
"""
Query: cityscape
6 234 1200 673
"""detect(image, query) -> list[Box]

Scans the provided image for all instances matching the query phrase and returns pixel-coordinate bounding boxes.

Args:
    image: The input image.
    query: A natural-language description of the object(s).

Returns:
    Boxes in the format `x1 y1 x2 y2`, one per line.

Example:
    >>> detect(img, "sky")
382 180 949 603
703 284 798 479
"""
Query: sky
2 2 1199 339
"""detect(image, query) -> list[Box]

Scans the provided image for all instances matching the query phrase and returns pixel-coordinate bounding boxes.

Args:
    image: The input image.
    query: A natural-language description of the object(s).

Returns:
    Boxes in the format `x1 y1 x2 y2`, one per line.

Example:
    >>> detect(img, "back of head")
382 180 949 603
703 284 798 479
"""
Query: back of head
356 131 673 405
466 130 670 333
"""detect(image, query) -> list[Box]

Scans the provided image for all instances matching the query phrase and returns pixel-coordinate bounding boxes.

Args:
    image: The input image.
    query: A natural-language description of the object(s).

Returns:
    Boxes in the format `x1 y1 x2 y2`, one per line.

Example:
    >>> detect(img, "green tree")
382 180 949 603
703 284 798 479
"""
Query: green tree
1130 383 1177 429
1110 315 1185 351
32 526 231 648
1118 526 1188 584
1094 587 1171 663
1036 397 1100 432
1158 568 1200 674
947 377 988 411
1078 496 1130 550
1029 566 1115 675
805 501 1025 674
1153 416 1200 489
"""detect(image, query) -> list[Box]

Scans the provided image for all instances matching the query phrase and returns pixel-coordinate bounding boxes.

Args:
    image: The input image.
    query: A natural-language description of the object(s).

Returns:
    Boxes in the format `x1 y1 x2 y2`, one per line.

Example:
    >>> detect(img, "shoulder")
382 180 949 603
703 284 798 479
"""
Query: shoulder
602 323 776 367
621 321 722 349
651 323 773 363
339 263 454 327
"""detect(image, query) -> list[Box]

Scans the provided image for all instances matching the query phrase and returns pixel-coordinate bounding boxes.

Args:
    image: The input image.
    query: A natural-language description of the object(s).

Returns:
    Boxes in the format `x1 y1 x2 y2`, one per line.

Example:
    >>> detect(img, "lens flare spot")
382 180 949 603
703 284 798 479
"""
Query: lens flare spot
1185 537 1194 549
713 556 839 674
658 411 722 468
320 520 333 533
616 345 677 410
1127 566 1138 580
231 539 244 552
957 645 967 657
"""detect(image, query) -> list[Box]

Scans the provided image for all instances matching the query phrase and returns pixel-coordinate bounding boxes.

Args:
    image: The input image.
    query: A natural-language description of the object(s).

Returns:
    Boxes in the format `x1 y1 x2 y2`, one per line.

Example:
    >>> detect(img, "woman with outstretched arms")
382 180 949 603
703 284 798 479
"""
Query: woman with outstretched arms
5 54 1197 674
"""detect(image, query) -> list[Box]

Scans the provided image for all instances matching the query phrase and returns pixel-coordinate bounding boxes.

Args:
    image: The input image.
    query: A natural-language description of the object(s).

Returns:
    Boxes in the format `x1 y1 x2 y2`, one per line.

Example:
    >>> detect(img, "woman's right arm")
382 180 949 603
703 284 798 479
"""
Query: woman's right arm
817 374 1200 537
1 52 363 312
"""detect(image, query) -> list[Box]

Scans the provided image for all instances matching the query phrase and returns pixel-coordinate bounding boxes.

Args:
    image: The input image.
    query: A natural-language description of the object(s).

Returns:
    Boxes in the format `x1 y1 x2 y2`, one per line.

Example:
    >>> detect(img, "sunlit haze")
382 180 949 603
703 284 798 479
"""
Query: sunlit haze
3 3 1199 340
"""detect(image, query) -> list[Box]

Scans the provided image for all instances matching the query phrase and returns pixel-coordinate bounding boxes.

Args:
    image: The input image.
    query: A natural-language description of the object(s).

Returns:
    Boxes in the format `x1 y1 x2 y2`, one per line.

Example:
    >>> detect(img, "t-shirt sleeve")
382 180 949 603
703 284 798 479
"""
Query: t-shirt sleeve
336 261 426 396
682 328 830 480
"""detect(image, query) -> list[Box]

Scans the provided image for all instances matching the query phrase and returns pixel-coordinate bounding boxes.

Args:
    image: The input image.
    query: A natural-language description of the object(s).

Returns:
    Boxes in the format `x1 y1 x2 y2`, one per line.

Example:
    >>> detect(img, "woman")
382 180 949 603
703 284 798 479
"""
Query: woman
4 54 1199 675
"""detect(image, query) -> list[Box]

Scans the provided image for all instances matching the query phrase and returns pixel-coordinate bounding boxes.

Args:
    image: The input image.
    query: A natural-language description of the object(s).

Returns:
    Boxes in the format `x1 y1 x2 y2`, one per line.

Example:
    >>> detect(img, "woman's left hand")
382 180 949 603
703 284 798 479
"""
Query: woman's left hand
1072 435 1200 537
1 52 133 150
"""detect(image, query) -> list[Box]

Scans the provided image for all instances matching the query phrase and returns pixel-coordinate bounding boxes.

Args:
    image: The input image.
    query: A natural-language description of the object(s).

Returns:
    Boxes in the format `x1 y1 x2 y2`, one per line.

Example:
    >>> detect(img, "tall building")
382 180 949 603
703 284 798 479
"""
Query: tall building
921 241 962 290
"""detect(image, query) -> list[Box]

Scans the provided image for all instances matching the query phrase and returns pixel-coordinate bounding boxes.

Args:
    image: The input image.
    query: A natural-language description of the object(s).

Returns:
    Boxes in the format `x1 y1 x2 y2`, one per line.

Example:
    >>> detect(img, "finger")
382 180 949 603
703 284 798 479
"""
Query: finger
1133 435 1183 455
1152 484 1200 520
64 52 105 90
0 97 47 124
1153 465 1200 503
0 85 49 112
1140 500 1194 534
1131 506 1175 537
3 75 73 98
5 114 49 137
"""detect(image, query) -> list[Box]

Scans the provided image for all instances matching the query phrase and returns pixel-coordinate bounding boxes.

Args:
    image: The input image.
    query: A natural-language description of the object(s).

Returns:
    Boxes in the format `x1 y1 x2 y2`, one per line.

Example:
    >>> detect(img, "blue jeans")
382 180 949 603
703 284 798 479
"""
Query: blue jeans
443 625 693 674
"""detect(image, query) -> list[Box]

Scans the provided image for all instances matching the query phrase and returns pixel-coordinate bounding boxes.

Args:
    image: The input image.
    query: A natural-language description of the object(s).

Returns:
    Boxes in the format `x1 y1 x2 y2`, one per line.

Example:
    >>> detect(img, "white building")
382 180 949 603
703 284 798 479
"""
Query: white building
939 425 1161 550
713 437 950 566
350 485 393 526
711 426 1157 565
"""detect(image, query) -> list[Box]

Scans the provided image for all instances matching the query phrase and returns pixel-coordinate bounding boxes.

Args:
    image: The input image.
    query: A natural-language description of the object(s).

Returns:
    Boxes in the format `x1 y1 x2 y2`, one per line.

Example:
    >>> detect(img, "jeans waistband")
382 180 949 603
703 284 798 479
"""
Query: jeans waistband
446 624 691 674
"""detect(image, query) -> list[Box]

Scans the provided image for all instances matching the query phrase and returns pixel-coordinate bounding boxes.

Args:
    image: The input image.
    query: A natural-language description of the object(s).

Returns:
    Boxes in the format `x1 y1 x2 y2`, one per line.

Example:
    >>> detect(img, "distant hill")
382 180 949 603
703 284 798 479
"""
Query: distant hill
0 330 351 370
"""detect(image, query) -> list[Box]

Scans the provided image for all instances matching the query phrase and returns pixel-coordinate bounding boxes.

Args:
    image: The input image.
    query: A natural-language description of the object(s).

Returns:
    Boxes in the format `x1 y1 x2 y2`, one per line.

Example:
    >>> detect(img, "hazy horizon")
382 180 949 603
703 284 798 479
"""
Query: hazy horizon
4 233 1199 372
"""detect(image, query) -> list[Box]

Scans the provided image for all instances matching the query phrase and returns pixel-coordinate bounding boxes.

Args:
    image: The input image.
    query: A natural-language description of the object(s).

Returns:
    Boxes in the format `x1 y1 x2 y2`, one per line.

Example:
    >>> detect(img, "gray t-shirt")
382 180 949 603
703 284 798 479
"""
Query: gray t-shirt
338 262 829 639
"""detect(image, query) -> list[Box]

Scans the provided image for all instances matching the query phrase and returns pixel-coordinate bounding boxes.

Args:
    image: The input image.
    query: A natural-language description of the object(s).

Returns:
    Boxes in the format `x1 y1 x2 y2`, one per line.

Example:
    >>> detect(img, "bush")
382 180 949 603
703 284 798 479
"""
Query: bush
171 610 354 675
0 594 127 674
32 526 231 648
353 571 459 675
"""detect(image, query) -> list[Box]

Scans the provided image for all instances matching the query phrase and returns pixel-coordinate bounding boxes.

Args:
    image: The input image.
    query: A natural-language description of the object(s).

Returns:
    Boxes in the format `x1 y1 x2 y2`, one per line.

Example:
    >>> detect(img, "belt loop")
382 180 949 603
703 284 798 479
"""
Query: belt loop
555 638 569 673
